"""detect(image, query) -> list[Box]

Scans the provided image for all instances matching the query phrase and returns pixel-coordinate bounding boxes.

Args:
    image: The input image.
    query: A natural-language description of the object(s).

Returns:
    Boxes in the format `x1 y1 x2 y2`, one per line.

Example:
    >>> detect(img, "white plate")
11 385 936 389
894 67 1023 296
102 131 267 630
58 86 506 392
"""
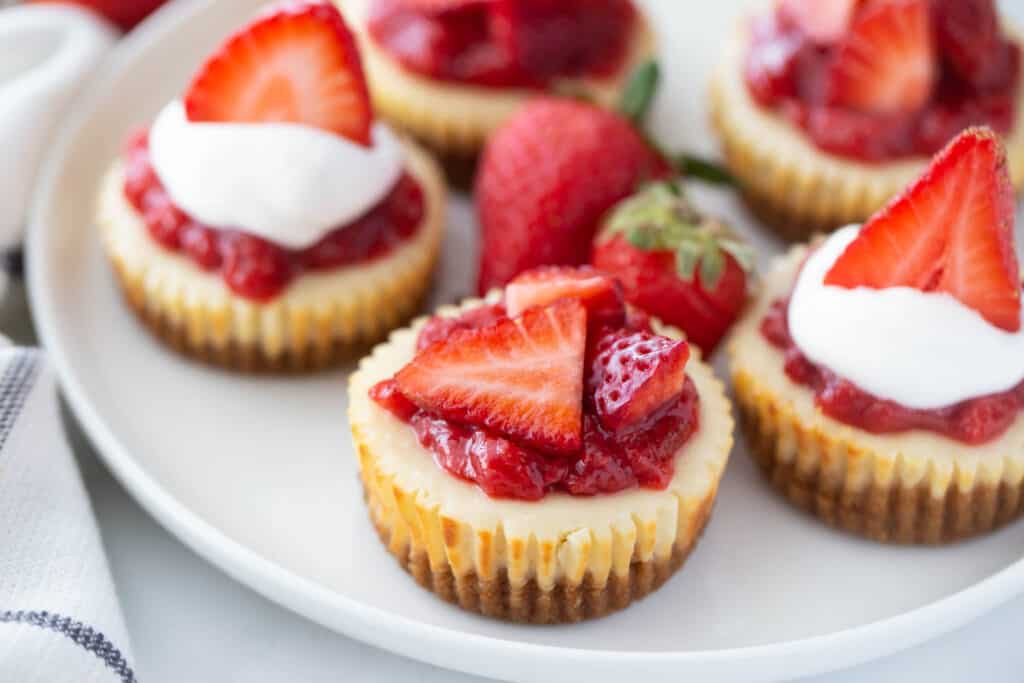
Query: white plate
27 1 1024 681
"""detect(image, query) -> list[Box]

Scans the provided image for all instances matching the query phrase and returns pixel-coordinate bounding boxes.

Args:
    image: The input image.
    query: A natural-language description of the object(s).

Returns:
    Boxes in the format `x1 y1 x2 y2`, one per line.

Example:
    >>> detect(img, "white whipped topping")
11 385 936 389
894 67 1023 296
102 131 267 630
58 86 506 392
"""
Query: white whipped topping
788 225 1024 410
147 100 404 249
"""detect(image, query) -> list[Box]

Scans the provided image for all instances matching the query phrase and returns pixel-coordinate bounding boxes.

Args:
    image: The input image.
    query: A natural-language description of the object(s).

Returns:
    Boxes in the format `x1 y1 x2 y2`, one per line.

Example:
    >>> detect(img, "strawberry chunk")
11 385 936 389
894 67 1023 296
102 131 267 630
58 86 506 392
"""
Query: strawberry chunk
823 0 935 115
826 127 1021 332
416 303 508 351
395 299 587 455
504 266 626 329
370 378 420 421
489 0 635 80
589 329 690 435
933 0 1010 90
184 1 373 144
778 0 858 43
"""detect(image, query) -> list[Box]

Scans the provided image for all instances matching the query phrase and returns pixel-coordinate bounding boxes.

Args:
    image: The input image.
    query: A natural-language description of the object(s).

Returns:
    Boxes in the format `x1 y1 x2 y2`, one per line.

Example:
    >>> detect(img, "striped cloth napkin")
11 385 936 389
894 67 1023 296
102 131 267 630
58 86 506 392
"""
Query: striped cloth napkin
0 346 137 682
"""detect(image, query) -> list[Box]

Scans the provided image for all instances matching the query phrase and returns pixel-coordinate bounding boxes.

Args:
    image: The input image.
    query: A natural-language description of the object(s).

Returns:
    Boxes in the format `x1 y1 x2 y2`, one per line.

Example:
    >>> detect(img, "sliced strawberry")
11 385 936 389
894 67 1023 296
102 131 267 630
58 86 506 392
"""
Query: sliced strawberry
370 378 420 421
416 303 508 351
588 329 690 435
395 299 587 455
504 266 625 329
778 0 859 43
823 0 935 115
826 127 1021 332
184 1 373 144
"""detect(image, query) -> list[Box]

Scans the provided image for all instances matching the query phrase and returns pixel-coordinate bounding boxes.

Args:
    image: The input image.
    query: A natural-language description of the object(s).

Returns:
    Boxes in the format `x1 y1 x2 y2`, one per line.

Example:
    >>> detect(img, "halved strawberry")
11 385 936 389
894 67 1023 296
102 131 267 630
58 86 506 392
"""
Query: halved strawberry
184 1 373 145
779 0 859 43
589 329 690 435
823 0 935 115
416 303 508 351
395 299 587 455
826 127 1021 332
505 266 625 329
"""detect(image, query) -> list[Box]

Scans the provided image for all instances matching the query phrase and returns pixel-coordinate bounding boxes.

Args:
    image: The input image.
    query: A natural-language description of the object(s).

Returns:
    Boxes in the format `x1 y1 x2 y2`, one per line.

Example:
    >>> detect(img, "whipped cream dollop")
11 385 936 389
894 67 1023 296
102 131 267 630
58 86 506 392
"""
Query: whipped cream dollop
788 225 1024 410
148 100 404 249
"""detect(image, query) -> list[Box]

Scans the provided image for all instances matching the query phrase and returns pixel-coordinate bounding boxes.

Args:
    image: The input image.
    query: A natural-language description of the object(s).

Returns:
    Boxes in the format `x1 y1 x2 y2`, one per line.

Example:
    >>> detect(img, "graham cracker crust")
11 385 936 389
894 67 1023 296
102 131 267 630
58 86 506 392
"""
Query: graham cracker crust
735 376 1024 544
111 262 428 373
367 492 712 624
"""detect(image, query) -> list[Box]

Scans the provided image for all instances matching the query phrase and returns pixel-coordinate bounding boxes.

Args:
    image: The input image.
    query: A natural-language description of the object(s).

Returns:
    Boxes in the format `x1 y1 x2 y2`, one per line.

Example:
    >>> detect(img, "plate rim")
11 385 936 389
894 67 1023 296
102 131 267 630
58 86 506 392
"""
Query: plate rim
25 1 1024 680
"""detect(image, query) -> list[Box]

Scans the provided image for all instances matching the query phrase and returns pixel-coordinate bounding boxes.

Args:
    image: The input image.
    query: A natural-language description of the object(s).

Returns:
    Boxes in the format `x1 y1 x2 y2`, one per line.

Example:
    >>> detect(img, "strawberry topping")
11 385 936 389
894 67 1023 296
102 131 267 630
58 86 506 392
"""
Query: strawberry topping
367 0 635 88
504 266 625 329
934 0 1011 91
372 269 701 500
778 0 858 44
823 0 935 115
745 0 1021 162
825 128 1021 332
761 300 1024 445
489 0 636 82
395 299 587 455
185 1 373 144
589 329 690 435
122 137 424 301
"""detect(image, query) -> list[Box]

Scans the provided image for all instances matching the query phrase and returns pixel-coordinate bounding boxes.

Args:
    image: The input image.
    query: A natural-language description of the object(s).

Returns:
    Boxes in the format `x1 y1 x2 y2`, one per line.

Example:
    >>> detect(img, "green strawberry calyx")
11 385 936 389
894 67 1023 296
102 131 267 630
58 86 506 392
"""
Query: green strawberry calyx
600 181 754 289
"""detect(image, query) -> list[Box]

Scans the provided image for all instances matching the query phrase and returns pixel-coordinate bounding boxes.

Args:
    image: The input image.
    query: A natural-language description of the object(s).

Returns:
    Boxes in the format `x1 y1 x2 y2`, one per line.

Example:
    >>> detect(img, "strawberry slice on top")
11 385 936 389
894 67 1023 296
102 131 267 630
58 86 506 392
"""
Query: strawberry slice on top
395 299 587 455
779 0 859 44
825 127 1021 332
505 266 626 329
184 0 373 145
823 0 935 115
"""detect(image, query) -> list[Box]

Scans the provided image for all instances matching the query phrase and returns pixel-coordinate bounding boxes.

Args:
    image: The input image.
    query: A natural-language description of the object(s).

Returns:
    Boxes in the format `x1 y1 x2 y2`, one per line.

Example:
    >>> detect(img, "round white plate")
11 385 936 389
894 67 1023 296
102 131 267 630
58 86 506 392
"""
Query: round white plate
27 1 1024 681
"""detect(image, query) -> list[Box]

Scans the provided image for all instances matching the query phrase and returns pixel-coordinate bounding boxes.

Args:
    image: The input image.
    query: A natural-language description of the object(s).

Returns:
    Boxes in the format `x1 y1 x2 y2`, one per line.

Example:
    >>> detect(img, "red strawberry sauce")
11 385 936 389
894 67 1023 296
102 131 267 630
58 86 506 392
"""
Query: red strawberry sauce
744 8 1020 162
370 305 701 501
122 131 424 302
761 299 1024 444
366 0 635 89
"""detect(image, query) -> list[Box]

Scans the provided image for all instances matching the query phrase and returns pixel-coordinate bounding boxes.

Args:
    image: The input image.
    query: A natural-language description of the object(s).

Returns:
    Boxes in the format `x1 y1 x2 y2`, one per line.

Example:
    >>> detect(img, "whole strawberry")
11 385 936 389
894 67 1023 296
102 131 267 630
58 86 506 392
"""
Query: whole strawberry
475 96 665 293
592 182 753 354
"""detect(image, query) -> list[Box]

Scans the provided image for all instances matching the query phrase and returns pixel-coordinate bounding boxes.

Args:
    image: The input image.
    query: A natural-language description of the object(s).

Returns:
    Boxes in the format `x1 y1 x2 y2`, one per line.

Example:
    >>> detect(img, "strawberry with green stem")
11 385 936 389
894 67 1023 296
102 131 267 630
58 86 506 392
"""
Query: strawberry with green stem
592 181 754 354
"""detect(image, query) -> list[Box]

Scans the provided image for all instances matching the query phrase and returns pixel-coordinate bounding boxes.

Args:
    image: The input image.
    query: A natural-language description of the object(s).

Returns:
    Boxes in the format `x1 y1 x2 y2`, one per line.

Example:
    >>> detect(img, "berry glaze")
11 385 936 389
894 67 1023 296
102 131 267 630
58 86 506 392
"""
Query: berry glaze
744 7 1020 162
122 130 424 302
761 299 1024 445
367 0 635 89
371 304 700 501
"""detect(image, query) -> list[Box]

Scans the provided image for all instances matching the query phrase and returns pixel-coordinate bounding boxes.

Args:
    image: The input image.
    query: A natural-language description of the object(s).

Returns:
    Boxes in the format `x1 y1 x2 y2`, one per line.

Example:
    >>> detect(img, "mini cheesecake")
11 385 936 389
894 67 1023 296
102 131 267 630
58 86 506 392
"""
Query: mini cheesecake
710 0 1024 240
338 0 656 161
349 268 733 622
730 128 1024 543
97 1 447 371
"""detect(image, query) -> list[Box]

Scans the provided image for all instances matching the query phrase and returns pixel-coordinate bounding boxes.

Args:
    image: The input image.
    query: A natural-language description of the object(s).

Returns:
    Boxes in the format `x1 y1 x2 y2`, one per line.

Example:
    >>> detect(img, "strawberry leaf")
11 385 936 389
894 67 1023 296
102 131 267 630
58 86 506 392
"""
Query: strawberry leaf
618 60 661 126
602 181 754 284
676 154 735 186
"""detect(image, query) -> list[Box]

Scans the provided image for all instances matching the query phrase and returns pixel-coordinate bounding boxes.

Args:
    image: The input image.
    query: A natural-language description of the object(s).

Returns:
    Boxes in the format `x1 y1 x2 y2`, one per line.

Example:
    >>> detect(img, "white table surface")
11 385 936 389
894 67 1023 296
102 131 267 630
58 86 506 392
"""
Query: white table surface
12 0 1024 677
